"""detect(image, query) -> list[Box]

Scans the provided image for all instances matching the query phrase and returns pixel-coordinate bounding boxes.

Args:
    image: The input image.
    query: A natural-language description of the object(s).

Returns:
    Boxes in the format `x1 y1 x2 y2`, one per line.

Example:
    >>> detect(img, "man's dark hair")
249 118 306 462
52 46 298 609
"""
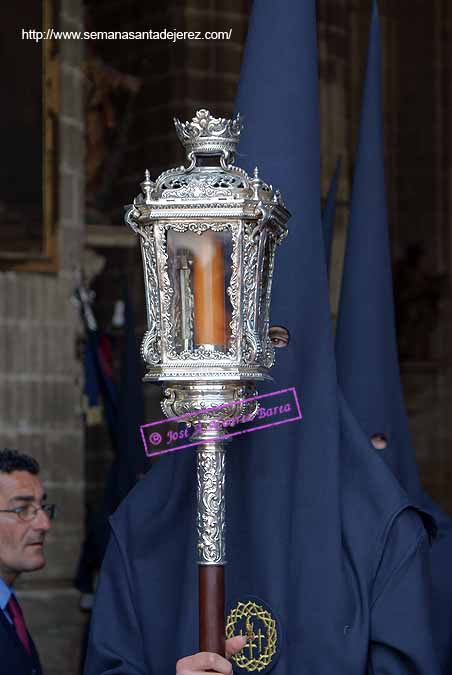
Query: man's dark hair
0 449 40 475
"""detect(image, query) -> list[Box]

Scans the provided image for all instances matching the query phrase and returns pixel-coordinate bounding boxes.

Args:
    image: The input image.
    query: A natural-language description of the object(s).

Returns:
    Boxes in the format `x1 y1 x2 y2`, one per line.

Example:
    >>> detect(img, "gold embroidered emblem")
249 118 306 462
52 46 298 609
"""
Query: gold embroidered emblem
226 600 278 672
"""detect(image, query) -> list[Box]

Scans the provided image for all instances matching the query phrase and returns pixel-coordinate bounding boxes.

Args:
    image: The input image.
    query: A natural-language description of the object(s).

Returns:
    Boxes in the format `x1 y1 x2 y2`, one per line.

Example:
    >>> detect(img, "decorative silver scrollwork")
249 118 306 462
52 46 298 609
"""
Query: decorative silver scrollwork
161 172 246 201
160 382 258 423
141 329 160 366
260 236 278 369
197 446 226 565
241 223 262 365
262 335 276 369
124 205 144 237
140 234 161 365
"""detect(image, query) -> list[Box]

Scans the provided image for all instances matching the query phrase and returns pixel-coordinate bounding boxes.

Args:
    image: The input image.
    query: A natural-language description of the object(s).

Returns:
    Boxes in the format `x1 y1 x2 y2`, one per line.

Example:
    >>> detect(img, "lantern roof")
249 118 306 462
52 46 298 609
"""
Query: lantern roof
127 110 289 228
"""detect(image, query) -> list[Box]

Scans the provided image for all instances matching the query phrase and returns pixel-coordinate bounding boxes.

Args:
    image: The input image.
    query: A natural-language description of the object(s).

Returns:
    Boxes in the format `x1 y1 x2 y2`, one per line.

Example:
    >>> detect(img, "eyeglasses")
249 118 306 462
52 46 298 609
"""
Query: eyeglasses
0 504 56 522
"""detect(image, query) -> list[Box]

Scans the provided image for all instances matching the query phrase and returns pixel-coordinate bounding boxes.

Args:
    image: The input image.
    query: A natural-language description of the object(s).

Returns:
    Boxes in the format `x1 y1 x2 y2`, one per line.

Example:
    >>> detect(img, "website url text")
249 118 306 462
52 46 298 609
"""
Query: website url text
21 28 233 43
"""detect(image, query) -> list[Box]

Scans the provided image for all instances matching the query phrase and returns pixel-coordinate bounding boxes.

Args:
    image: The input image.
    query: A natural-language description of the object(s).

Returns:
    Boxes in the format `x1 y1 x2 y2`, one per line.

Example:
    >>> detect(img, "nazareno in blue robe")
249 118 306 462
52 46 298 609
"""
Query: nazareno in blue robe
334 3 452 672
84 0 440 672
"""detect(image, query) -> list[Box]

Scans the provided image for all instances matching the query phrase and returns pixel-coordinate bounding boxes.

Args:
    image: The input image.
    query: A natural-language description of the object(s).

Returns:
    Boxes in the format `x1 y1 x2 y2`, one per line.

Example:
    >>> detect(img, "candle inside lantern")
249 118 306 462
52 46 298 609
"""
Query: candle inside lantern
193 231 226 347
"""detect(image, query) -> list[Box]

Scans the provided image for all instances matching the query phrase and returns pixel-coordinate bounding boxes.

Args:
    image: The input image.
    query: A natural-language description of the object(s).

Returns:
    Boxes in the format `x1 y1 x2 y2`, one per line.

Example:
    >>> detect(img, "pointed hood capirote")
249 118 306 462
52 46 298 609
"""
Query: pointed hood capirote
335 1 447 523
84 2 440 674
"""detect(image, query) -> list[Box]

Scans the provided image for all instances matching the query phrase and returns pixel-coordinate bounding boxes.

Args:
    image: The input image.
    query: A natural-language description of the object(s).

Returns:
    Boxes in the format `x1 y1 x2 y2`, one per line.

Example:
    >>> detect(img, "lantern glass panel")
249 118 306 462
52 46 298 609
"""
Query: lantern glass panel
167 229 233 353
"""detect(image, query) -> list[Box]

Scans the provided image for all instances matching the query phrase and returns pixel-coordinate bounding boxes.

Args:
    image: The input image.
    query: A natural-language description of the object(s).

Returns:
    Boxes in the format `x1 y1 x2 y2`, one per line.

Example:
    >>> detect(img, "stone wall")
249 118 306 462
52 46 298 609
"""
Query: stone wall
0 0 87 673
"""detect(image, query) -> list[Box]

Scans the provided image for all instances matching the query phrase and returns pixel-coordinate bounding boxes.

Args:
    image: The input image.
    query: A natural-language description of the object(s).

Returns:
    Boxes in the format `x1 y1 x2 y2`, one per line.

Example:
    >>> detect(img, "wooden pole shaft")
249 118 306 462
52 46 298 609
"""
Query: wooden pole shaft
199 565 225 656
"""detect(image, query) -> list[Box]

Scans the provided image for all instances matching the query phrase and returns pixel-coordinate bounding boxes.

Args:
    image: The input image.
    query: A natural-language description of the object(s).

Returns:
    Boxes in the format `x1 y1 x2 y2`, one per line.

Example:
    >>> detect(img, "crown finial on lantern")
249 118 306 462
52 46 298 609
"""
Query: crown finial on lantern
174 109 243 161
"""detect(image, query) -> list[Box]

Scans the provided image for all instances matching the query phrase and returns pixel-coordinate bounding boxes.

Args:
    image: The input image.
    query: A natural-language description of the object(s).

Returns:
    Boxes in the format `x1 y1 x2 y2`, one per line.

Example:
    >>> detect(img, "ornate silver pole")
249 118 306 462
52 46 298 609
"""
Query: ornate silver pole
162 381 257 653
161 382 257 563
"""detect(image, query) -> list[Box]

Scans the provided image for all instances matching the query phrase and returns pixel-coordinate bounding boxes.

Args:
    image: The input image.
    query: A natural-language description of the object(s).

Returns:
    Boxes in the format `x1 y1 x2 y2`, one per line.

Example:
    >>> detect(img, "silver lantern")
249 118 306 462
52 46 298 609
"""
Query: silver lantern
124 109 290 652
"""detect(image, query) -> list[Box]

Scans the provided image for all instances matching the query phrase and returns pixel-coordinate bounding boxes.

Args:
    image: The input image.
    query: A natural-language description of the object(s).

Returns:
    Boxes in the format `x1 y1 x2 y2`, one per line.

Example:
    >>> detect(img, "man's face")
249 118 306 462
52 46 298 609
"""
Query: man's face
0 471 51 584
